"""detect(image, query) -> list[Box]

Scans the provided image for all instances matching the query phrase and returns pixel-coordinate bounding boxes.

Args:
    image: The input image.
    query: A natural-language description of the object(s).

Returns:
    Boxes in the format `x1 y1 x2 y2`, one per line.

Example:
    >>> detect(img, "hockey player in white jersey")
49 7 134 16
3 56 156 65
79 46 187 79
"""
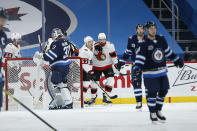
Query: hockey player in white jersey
78 36 96 105
88 33 120 104
4 32 21 58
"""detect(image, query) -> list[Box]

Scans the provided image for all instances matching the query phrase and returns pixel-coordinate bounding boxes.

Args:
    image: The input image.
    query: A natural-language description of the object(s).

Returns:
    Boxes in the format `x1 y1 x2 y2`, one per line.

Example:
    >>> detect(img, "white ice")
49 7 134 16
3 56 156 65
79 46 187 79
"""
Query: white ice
0 103 197 131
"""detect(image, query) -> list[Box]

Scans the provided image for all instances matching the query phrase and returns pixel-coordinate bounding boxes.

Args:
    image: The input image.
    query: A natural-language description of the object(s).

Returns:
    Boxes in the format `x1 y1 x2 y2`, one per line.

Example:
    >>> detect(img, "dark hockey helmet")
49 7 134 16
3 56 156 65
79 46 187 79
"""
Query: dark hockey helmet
0 7 8 19
145 21 157 29
136 24 144 30
51 28 63 40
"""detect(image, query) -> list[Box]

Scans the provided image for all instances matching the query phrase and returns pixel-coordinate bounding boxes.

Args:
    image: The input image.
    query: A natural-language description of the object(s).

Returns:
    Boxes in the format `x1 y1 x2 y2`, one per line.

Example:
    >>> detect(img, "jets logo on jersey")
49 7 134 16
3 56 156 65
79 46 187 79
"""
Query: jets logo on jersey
152 48 164 63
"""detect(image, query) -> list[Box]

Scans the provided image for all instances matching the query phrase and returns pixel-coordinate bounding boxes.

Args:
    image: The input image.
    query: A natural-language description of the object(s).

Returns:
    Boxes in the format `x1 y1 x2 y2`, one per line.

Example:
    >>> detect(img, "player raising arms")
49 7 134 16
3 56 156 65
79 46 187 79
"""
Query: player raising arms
133 21 184 123
78 36 95 105
0 7 8 112
34 28 77 110
88 33 119 105
121 24 146 110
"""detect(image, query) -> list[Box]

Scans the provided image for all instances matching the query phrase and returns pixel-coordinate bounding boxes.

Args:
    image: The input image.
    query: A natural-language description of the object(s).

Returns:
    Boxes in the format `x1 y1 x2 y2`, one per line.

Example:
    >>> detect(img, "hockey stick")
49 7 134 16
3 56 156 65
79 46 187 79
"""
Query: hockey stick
82 68 118 99
118 65 176 76
38 35 42 53
19 78 34 99
91 79 118 99
3 89 58 131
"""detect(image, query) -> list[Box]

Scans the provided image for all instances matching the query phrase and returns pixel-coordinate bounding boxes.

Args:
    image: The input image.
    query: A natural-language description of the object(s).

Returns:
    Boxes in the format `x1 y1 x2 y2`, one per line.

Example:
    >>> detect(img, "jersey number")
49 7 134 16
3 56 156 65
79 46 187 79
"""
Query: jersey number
1 37 5 46
63 46 70 59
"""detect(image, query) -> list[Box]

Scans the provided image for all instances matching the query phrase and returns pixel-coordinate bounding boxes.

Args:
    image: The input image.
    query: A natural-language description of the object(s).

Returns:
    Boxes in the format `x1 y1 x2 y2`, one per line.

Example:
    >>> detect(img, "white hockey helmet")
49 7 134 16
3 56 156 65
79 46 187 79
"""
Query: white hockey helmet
11 32 22 41
51 28 63 40
84 36 93 43
98 33 106 40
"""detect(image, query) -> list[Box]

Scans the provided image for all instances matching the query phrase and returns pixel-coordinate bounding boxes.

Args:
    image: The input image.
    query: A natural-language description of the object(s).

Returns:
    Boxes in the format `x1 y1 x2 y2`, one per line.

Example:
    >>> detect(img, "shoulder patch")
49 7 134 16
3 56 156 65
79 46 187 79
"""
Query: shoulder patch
84 49 88 51
159 34 163 37
129 35 133 39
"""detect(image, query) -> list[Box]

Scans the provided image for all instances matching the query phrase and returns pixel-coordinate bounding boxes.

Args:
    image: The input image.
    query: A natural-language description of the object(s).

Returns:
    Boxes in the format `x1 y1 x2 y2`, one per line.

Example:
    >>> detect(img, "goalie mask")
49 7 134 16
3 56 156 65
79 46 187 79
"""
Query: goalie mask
51 28 64 40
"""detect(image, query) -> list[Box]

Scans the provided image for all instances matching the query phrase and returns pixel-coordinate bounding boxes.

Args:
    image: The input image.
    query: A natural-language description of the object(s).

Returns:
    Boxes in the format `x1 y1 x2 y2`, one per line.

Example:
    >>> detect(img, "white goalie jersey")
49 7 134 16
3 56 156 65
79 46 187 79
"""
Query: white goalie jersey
79 45 93 72
4 43 21 58
92 41 118 70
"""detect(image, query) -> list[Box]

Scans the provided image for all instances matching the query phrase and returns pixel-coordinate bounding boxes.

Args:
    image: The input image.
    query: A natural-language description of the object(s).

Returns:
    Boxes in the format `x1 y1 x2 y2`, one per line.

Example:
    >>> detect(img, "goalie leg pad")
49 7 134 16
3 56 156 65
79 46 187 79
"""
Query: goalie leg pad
61 87 73 107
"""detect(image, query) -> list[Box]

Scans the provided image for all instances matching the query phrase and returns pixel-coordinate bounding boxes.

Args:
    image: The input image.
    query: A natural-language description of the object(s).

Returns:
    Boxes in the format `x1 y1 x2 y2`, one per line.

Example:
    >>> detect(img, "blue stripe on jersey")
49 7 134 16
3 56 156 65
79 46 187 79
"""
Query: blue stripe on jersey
173 56 179 62
136 55 146 61
51 60 72 67
135 60 144 65
165 49 172 57
143 69 167 78
125 49 132 55
164 46 170 53
48 50 57 58
45 53 54 60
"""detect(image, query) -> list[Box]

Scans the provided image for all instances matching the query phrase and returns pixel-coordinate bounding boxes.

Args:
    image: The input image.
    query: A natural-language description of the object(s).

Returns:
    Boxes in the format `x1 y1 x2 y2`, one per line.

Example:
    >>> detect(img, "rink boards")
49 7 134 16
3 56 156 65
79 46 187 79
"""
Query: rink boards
91 61 197 104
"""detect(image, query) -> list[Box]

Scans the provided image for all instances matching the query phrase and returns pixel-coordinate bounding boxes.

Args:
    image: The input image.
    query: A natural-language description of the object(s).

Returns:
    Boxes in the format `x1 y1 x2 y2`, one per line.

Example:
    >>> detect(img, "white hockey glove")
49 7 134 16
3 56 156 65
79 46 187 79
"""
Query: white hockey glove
33 51 44 66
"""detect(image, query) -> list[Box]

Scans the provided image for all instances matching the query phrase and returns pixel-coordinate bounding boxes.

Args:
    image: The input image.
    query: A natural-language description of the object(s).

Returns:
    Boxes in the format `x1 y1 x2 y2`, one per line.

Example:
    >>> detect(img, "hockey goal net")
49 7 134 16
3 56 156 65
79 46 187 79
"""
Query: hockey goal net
3 57 84 111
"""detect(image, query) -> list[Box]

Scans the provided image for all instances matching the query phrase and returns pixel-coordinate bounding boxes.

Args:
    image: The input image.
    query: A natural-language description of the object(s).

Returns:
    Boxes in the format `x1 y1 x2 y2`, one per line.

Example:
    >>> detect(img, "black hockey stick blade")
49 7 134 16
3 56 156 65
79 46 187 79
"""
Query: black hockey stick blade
3 89 58 131
110 95 118 99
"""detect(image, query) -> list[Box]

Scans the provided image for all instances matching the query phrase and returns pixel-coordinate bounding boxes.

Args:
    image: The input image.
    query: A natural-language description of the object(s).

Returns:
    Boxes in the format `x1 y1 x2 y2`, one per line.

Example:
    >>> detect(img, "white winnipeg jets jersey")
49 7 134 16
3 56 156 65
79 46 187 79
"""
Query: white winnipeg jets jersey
79 45 93 72
92 41 118 70
4 43 21 58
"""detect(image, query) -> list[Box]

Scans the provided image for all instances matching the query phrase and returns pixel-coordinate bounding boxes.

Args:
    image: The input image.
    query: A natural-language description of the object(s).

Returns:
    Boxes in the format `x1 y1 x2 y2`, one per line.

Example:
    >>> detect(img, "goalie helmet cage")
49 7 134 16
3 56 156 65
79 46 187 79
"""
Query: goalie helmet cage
4 57 84 111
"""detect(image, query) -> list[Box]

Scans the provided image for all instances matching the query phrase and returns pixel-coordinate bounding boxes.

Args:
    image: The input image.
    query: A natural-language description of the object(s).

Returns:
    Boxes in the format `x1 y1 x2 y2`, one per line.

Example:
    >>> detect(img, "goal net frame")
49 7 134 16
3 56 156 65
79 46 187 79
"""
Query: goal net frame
4 57 84 110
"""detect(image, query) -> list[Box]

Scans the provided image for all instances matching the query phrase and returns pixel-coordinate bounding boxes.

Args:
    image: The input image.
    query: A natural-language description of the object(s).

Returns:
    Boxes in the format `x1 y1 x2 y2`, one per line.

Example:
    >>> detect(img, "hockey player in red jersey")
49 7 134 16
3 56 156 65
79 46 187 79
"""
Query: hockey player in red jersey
88 33 120 104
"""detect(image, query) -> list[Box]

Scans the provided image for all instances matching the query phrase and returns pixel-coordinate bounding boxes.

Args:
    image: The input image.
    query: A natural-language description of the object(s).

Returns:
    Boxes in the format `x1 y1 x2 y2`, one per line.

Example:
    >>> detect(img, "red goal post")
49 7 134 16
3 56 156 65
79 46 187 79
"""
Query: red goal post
4 57 84 110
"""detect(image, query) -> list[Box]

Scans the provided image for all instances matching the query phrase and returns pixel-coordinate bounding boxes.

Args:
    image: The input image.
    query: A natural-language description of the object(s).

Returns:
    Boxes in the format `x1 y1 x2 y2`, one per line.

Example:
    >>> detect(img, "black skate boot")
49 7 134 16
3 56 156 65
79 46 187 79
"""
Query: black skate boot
87 94 97 106
136 102 142 110
150 112 158 124
84 101 89 105
156 110 166 123
103 93 112 105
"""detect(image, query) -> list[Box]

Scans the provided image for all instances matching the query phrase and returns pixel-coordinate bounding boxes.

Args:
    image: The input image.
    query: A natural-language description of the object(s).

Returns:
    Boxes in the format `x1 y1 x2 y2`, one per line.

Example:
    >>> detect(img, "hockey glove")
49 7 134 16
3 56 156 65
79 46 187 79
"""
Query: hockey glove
88 70 96 80
133 66 142 77
114 61 125 71
95 44 102 52
174 58 184 68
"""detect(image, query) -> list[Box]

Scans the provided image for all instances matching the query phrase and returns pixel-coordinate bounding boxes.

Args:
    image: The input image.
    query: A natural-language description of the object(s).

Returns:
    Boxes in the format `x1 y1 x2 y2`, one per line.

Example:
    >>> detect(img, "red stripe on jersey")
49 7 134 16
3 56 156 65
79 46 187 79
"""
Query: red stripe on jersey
109 51 117 58
93 64 112 70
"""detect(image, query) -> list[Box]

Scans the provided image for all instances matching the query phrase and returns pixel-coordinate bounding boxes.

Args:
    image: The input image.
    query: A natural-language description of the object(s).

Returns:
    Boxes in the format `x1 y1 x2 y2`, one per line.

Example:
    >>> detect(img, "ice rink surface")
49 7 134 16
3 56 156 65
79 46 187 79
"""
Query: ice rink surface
0 103 197 131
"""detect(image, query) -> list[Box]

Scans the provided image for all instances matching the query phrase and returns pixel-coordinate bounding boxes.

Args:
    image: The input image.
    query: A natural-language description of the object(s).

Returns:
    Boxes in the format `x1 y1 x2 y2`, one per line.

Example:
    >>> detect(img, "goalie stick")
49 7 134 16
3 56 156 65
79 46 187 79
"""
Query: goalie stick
3 89 57 131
